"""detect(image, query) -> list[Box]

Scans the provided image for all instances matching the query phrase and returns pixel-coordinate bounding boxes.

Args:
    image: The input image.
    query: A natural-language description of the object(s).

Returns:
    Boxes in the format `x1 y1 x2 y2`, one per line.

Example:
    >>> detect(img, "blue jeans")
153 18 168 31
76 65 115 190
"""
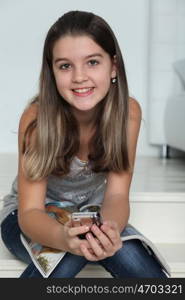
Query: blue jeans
1 210 167 278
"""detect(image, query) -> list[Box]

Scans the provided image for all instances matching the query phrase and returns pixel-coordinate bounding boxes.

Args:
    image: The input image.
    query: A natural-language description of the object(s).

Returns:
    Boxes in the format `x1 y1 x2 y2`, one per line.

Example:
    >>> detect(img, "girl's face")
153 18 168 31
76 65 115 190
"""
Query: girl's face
52 35 116 113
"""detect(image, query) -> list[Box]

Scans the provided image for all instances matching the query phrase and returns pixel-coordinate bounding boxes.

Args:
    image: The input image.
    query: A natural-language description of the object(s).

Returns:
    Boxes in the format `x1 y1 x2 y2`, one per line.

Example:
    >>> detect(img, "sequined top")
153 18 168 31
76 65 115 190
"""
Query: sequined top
0 156 107 224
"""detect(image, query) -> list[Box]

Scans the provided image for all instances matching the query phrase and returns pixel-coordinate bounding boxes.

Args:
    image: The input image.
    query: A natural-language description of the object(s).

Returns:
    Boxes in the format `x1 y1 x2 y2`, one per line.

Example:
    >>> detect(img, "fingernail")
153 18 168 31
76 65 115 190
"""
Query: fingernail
87 233 92 239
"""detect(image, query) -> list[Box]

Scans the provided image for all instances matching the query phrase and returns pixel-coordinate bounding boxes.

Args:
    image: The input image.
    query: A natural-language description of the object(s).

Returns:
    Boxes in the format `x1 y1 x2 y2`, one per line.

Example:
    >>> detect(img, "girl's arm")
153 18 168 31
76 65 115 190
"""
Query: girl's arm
80 98 142 261
17 104 89 254
100 97 142 232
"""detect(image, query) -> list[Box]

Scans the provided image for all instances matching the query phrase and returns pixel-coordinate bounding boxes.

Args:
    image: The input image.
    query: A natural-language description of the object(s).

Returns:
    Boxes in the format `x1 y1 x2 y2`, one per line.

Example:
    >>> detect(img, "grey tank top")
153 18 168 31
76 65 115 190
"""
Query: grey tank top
0 156 107 224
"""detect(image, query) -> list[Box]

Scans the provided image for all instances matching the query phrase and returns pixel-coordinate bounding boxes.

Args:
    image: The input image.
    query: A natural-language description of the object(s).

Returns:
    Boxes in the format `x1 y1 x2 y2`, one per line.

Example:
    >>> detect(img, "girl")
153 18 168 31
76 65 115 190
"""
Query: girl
0 10 169 278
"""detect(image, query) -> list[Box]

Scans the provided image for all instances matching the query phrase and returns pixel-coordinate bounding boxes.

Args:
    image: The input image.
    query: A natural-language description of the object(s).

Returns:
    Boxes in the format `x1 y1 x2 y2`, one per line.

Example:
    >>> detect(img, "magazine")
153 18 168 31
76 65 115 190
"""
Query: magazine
20 201 102 277
20 202 170 278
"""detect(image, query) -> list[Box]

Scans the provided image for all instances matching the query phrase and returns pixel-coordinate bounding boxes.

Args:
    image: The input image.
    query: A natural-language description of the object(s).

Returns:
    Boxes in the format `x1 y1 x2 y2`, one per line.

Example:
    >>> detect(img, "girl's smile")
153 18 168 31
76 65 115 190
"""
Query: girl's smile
52 35 116 115
72 87 94 97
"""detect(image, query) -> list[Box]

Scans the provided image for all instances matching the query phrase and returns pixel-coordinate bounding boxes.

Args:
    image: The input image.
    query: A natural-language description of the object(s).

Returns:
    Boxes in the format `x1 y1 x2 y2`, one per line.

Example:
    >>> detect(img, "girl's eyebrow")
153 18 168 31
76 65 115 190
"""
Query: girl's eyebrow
54 53 103 64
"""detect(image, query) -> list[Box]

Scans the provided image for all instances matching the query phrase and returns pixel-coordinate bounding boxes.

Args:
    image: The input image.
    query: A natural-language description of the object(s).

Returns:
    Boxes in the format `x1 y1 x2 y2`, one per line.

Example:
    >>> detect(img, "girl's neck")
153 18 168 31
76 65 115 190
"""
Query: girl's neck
71 107 97 132
71 108 97 161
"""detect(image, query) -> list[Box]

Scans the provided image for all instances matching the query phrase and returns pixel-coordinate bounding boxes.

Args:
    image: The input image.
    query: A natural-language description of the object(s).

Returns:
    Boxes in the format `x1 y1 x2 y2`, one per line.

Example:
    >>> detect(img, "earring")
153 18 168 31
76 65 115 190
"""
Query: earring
111 77 117 84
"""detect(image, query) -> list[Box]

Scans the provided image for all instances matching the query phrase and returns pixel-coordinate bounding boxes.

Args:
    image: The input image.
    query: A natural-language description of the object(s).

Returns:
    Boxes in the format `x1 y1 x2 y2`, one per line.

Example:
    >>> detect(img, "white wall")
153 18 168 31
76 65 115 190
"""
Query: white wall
148 0 185 146
0 0 155 155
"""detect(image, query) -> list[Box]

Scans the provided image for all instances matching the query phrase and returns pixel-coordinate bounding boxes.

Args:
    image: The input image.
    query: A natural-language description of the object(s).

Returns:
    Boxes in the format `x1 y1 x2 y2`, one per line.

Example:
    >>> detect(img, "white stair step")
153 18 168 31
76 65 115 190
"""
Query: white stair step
129 192 185 244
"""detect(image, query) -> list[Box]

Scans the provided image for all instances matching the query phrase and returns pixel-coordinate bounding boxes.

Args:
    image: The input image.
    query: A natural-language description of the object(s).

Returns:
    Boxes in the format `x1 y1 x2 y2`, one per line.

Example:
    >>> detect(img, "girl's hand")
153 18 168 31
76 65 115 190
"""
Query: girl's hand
63 219 92 256
80 220 122 261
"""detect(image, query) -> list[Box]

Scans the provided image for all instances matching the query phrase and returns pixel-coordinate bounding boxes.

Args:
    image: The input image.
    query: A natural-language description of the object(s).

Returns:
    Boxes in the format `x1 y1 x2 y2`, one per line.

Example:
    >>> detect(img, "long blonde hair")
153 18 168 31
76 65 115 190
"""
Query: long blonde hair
23 11 130 180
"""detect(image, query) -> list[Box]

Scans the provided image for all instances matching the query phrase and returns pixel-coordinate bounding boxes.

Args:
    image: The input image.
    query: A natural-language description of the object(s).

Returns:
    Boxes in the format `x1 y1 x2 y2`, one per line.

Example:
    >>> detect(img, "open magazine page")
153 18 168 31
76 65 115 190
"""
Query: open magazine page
20 232 66 277
20 201 76 278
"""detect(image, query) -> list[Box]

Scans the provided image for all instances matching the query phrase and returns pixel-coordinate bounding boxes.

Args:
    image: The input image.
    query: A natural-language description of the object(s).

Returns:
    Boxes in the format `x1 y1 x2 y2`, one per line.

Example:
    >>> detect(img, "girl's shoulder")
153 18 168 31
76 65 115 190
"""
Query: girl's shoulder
23 100 38 119
18 102 38 149
128 97 142 122
20 101 38 128
18 100 38 151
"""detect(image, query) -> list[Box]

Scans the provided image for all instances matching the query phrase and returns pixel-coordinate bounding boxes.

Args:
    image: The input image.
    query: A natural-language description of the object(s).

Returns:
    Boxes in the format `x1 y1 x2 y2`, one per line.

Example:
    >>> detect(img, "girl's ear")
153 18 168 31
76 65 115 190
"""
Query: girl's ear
111 55 117 79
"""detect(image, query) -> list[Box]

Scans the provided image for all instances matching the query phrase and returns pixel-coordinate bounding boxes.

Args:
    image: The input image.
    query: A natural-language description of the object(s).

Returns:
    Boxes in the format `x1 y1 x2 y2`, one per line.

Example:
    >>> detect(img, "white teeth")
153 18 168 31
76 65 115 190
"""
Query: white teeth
73 88 93 93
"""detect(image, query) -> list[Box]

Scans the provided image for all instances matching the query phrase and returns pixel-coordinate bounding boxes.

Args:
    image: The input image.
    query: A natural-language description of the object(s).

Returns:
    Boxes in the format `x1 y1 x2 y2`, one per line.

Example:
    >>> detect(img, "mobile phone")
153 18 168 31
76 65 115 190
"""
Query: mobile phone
71 211 103 239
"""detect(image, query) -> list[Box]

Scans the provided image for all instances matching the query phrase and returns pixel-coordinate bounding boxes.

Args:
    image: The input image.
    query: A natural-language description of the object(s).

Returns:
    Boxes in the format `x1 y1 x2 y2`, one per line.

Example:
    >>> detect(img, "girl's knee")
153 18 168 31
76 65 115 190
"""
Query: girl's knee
103 240 166 278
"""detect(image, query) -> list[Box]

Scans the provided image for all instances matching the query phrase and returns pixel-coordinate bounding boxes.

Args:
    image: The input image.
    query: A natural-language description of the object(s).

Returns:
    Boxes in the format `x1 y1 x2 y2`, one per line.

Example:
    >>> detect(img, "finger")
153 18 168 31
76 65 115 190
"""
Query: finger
91 224 112 249
86 233 105 257
68 225 90 237
80 244 98 261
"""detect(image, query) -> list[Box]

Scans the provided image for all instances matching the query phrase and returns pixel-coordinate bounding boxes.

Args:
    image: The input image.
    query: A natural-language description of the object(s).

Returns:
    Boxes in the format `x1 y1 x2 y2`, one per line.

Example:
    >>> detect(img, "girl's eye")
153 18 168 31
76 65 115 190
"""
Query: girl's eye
59 63 71 70
88 60 99 66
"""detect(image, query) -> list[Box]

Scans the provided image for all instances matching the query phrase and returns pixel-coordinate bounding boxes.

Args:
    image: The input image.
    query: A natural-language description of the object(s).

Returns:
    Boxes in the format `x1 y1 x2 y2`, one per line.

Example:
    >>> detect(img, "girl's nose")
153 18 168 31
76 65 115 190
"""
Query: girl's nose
72 67 88 83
